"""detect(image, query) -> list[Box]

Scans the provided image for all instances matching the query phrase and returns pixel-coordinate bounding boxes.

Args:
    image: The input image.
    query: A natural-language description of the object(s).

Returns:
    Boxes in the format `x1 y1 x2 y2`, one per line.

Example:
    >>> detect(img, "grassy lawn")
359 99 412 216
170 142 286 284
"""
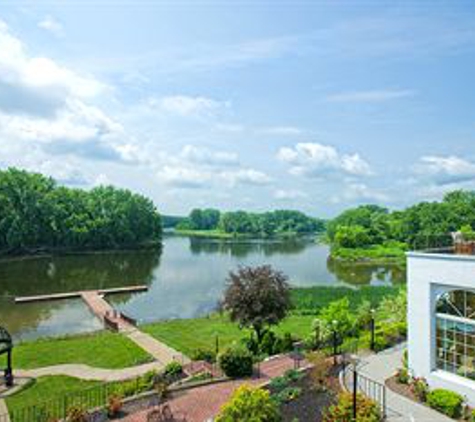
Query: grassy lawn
6 376 99 415
142 313 315 356
0 331 152 370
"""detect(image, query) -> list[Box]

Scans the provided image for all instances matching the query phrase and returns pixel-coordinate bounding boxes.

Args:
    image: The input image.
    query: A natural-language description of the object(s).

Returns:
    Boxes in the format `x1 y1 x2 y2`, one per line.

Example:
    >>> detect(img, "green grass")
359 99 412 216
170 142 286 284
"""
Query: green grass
174 229 237 239
330 242 407 264
6 376 99 415
0 331 152 370
291 285 402 313
142 313 315 356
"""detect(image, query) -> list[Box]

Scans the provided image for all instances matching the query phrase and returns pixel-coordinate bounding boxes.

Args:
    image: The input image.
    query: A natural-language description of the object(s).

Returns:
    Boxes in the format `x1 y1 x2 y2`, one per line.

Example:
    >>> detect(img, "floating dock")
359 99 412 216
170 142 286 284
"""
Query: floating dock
14 285 148 304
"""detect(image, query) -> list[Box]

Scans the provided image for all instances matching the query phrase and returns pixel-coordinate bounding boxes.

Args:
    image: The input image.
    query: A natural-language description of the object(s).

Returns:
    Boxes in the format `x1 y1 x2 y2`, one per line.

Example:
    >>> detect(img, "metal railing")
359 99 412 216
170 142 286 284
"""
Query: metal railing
344 366 387 420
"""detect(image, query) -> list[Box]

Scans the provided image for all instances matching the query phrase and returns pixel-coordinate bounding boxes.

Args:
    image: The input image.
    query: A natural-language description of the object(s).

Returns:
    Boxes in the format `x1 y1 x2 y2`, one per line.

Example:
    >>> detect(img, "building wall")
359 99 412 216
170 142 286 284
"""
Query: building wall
407 252 475 405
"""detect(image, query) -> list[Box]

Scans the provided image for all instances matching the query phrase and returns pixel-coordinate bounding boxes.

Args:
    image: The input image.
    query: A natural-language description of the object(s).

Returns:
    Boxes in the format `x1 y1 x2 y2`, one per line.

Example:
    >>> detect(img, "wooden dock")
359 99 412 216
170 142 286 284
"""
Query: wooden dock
15 285 148 304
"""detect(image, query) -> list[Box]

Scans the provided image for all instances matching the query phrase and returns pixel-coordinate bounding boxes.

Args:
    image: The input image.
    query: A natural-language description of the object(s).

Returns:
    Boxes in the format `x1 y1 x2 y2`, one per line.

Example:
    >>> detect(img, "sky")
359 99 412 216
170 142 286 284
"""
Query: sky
0 1 475 217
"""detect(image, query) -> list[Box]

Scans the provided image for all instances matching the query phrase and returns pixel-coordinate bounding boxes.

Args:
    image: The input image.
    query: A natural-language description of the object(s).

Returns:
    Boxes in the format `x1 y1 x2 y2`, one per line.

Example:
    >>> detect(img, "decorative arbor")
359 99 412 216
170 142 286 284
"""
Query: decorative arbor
0 326 13 387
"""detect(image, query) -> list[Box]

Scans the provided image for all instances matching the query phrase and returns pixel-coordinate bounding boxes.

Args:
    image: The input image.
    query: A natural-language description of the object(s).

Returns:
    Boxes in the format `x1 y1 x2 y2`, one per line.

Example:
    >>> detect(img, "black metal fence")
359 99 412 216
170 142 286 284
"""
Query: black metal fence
2 376 144 422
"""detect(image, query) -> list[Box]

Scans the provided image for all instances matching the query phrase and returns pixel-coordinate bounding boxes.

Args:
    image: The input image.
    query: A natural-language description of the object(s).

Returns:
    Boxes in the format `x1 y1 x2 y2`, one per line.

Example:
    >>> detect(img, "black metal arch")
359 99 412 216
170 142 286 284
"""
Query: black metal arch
0 326 13 387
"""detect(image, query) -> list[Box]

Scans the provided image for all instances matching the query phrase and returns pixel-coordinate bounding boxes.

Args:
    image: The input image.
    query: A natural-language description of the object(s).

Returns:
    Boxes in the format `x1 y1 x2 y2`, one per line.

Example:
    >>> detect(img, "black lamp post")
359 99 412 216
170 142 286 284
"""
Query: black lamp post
370 309 376 352
215 333 220 356
332 320 338 366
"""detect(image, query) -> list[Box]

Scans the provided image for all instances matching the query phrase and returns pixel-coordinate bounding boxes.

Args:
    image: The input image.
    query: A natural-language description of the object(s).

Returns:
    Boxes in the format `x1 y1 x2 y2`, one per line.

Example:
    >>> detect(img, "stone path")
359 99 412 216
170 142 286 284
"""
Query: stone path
121 355 305 422
15 361 163 382
0 399 9 422
349 344 453 422
125 328 189 366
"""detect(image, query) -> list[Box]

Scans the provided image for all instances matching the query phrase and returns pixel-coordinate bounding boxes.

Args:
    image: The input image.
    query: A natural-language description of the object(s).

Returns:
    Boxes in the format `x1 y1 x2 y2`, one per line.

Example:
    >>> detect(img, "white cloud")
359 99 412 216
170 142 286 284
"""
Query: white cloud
326 89 415 103
331 182 388 204
149 95 229 117
222 168 272 186
278 142 372 178
157 165 211 189
259 126 303 136
0 20 141 166
181 145 238 167
414 155 475 185
274 189 308 200
37 15 64 38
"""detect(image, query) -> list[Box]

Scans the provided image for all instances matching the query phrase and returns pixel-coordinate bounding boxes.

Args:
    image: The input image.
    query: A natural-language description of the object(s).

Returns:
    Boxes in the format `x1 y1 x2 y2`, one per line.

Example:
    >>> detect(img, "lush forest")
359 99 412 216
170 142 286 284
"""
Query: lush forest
0 168 162 254
327 190 475 262
176 208 325 237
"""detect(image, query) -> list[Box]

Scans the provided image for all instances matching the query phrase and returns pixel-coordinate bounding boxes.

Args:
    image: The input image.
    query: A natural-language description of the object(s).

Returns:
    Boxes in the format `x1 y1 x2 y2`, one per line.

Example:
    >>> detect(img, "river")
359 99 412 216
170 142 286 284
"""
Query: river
0 234 405 340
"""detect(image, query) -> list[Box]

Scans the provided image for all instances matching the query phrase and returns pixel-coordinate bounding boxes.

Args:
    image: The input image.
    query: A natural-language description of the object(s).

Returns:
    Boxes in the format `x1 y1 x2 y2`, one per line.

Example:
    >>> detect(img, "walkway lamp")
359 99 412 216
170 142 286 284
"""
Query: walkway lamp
215 333 220 357
332 320 339 366
0 326 13 387
370 309 376 352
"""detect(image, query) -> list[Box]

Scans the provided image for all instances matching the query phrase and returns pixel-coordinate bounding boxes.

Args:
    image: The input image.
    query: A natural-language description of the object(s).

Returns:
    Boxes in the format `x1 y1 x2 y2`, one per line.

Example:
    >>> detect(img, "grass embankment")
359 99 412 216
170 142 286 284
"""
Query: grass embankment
330 242 407 265
6 376 99 414
0 331 152 370
174 229 237 239
142 286 402 356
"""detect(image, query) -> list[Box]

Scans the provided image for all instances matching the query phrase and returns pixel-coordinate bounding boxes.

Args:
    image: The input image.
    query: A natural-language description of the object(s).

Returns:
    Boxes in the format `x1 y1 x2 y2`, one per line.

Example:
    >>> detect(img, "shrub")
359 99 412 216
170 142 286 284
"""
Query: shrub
219 346 254 378
191 348 216 363
308 351 331 391
215 385 280 422
410 377 429 402
66 406 88 422
273 386 302 404
107 394 123 418
427 389 464 418
164 361 183 377
396 368 409 384
323 392 381 422
260 330 277 355
471 408 475 422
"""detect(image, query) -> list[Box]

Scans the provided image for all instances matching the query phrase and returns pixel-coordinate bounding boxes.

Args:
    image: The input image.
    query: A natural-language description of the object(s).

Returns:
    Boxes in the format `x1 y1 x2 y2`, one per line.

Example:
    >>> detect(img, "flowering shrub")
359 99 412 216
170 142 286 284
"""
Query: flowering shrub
323 392 381 422
410 377 429 402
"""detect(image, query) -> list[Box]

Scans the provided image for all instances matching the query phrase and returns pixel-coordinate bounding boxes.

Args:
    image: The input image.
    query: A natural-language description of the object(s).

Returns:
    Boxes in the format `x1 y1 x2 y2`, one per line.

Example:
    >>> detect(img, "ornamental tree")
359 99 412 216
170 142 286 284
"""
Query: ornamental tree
222 265 291 344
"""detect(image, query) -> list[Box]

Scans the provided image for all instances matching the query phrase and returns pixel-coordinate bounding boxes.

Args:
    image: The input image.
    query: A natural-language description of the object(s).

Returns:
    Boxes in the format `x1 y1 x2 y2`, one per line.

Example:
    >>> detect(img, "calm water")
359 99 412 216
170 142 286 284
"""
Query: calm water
0 235 405 340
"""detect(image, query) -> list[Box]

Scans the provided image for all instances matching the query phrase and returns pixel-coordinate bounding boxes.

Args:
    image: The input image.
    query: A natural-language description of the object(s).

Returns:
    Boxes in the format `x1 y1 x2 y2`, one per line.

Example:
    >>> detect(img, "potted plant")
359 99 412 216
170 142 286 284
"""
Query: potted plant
454 225 475 255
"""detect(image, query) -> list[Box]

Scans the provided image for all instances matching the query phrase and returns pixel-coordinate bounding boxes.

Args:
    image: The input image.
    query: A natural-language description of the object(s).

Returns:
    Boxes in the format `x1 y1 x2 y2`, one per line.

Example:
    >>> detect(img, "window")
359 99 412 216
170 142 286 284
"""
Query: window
436 290 475 380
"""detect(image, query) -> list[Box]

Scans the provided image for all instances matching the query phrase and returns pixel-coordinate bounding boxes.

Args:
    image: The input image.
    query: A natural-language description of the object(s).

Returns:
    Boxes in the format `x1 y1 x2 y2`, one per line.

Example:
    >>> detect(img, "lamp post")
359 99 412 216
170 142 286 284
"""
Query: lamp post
370 309 376 352
215 333 220 357
332 320 338 366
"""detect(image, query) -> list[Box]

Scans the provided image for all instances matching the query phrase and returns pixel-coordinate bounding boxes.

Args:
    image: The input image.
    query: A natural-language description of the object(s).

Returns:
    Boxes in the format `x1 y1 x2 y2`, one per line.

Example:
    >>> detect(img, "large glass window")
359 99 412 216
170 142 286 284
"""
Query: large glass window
436 290 475 380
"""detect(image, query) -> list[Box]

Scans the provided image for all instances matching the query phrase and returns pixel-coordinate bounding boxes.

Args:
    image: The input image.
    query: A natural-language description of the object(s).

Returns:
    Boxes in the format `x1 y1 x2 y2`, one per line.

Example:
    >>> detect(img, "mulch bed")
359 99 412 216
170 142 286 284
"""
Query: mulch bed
385 375 418 402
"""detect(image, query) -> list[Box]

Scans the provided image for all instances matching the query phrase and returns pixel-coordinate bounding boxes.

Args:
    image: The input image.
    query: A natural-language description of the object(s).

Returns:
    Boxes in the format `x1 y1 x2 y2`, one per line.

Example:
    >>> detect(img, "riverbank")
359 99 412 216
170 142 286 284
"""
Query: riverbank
174 228 321 240
0 241 162 262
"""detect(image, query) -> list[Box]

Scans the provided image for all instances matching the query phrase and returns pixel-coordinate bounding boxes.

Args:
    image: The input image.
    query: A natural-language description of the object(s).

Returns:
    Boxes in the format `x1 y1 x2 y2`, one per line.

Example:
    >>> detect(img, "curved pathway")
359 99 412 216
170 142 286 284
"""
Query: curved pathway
15 361 164 382
349 344 453 422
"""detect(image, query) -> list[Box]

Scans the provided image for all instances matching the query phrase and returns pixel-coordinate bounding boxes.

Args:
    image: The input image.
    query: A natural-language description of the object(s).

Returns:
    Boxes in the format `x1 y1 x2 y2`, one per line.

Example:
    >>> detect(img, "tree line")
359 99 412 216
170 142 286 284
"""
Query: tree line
176 208 325 236
327 190 475 250
0 168 162 254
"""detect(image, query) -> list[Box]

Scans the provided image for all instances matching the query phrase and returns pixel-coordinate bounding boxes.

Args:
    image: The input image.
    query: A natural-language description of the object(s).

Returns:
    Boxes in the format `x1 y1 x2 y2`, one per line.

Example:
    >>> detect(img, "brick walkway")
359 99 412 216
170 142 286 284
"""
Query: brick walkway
121 355 305 422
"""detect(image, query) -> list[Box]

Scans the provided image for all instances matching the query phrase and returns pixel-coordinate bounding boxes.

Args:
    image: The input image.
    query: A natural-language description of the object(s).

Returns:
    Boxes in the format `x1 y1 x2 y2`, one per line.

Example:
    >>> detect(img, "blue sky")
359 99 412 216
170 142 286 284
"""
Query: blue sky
0 1 475 217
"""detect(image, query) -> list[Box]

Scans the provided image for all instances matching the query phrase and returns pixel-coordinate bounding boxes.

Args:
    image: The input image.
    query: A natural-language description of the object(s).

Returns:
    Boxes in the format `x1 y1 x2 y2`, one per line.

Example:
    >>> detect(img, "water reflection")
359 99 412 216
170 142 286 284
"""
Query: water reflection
188 236 308 257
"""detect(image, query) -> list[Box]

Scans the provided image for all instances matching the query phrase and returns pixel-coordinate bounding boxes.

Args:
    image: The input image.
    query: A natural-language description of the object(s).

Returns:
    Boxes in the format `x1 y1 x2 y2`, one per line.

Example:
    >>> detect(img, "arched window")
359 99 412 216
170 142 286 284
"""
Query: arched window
436 290 475 380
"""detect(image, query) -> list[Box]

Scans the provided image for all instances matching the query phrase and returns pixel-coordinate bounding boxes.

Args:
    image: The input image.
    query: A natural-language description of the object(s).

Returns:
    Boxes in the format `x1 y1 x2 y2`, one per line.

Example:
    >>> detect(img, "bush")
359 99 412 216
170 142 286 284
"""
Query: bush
164 361 183 377
427 389 464 418
191 348 216 363
323 392 381 422
66 406 88 422
471 408 475 422
219 346 254 378
396 368 409 384
273 386 302 404
260 331 277 355
107 395 123 418
410 378 429 402
216 385 280 422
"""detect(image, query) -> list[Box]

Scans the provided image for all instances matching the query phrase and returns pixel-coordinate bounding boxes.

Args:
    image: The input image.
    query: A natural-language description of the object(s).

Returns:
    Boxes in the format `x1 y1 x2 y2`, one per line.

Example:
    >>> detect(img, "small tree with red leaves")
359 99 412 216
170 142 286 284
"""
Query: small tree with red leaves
222 265 291 345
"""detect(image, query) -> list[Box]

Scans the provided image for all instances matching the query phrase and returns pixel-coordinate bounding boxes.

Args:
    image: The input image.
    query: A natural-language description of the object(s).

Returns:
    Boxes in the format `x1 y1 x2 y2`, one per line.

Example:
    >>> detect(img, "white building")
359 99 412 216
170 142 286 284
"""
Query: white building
407 248 475 405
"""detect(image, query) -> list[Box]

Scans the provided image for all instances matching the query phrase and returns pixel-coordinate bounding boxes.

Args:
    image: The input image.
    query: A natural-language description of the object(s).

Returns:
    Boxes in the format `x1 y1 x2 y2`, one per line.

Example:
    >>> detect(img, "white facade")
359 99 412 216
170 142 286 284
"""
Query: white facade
407 251 475 405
